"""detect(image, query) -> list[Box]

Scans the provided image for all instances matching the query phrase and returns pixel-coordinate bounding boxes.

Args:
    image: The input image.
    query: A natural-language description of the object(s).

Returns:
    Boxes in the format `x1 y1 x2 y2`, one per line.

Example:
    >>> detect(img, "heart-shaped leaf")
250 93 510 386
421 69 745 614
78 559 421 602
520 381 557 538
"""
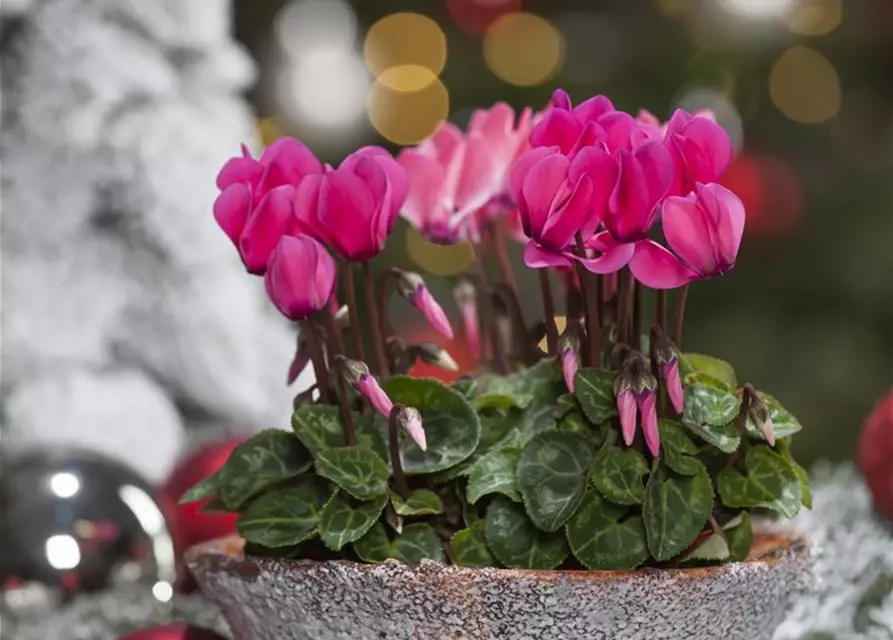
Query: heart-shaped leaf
466 448 522 504
484 497 568 569
218 429 313 509
451 378 478 400
319 491 388 551
566 489 649 570
236 478 333 548
353 522 443 565
726 512 754 562
659 420 704 476
291 405 385 457
683 379 742 429
478 359 561 409
717 445 801 518
775 439 812 509
314 446 390 500
180 469 223 504
681 420 740 454
574 368 618 425
682 531 730 562
681 354 737 390
744 392 802 441
643 464 714 561
379 377 481 475
516 432 593 532
391 489 444 516
449 523 495 567
432 412 518 484
591 445 648 505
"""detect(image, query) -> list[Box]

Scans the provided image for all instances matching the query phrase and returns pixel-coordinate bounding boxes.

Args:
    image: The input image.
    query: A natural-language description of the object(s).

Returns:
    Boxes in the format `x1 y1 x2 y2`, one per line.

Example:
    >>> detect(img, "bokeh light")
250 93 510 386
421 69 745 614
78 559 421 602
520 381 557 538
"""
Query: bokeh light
717 0 794 18
447 0 523 36
364 13 447 79
405 227 474 276
675 87 744 152
275 0 357 63
368 66 449 144
722 154 803 237
278 52 370 130
784 0 842 36
769 46 841 124
484 12 565 87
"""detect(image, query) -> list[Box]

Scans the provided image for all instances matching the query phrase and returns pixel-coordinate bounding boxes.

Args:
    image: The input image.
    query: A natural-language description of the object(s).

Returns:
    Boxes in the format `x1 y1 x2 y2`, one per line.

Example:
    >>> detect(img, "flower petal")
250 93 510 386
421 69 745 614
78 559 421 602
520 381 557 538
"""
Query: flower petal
697 182 745 270
521 153 571 239
239 185 297 275
616 389 638 446
530 108 582 155
661 194 716 275
541 175 595 249
524 242 574 269
569 145 618 227
213 183 252 245
663 359 684 415
575 241 636 275
398 150 448 234
637 391 660 457
628 240 699 290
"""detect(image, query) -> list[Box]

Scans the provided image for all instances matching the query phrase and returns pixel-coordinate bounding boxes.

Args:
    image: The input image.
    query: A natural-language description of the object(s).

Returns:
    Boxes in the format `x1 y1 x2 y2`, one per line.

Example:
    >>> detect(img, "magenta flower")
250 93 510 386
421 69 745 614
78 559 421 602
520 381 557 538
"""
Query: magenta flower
214 139 322 249
294 147 408 261
264 235 337 321
614 368 660 457
530 89 616 156
630 182 745 289
398 103 533 244
394 270 455 340
663 358 684 415
509 147 597 269
397 406 428 452
664 109 733 195
238 185 299 274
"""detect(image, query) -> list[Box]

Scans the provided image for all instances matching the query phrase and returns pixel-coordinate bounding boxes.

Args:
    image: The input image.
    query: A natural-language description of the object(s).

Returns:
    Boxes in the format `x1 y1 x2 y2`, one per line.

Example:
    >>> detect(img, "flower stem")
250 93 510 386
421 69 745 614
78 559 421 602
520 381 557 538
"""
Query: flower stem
655 290 667 333
672 285 689 348
616 269 632 345
538 269 559 357
494 283 536 365
574 232 602 368
301 320 331 405
489 219 517 292
343 265 367 363
473 244 509 374
376 268 400 339
321 309 357 446
362 261 391 380
388 404 411 500
631 280 642 351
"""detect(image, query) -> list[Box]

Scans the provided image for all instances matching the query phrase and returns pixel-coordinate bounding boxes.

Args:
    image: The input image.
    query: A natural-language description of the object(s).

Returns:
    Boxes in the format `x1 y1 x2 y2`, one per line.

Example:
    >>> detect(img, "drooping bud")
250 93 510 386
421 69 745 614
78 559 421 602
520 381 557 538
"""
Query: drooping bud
453 277 480 358
613 369 637 448
651 325 684 414
744 385 775 446
397 405 427 451
394 269 454 339
558 327 581 393
412 343 459 372
614 353 661 457
340 358 394 418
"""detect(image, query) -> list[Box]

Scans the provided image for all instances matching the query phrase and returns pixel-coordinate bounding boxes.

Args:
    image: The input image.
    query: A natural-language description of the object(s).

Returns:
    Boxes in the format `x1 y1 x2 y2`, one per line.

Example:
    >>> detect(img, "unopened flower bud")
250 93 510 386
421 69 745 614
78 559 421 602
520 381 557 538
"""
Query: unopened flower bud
650 326 684 414
745 387 775 446
397 406 427 451
394 269 454 340
614 358 660 457
558 329 581 393
340 358 394 418
413 343 459 372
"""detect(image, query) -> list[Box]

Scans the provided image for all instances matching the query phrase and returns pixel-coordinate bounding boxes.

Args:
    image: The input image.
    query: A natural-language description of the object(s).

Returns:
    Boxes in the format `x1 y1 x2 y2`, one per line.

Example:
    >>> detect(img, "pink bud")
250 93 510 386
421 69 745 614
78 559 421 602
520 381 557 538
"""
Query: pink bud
263 235 337 321
561 349 578 394
637 390 660 457
616 389 638 447
663 359 685 415
355 373 394 419
412 286 454 340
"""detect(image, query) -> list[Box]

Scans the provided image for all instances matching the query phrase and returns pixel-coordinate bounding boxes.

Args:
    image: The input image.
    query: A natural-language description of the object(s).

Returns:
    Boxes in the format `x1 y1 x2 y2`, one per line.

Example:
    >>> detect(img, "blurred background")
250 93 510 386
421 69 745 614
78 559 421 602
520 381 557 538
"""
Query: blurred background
240 0 893 464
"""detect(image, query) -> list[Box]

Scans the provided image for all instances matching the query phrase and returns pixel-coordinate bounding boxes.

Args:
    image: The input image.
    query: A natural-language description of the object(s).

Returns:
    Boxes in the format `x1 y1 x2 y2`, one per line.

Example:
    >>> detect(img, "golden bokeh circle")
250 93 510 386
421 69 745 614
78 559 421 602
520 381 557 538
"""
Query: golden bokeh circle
368 65 449 145
364 13 447 79
785 0 842 36
769 46 841 124
484 12 565 87
405 226 474 277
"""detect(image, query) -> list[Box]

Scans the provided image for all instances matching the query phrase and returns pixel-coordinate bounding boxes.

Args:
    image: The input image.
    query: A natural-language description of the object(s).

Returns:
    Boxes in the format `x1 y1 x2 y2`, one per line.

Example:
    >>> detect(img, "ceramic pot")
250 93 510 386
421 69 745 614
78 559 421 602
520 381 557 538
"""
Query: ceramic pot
187 528 812 640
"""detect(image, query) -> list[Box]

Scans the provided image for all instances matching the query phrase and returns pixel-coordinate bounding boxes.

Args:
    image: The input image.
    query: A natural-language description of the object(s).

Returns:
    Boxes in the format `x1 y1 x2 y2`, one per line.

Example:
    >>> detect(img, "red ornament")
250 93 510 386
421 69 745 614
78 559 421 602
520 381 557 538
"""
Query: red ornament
160 438 243 576
858 388 893 519
118 623 227 640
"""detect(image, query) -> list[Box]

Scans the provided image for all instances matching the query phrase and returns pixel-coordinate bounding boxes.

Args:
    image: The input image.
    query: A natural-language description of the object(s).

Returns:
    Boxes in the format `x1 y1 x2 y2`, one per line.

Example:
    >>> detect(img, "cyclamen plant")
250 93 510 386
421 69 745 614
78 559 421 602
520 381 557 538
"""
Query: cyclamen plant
185 89 810 571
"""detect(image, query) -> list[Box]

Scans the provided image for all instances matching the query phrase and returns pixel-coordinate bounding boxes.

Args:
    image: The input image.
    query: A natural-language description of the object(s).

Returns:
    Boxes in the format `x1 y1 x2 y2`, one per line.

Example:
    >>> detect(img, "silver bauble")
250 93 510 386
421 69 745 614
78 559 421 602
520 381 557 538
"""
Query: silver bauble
0 449 178 622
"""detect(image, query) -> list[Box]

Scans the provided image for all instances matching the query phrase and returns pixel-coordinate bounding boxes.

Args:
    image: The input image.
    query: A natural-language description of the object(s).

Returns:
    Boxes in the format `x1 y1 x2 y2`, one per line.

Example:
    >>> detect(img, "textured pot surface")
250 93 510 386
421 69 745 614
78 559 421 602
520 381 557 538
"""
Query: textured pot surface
187 528 812 640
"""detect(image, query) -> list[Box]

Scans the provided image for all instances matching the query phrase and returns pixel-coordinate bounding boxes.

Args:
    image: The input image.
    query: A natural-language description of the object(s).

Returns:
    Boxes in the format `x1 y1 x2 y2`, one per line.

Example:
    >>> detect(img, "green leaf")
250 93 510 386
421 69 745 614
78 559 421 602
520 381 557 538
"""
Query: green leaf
744 393 803 441
681 420 741 454
314 446 390 500
659 420 704 476
353 522 443 564
475 394 519 412
643 464 714 561
516 432 593 531
484 497 568 569
426 411 514 483
477 359 561 409
683 381 742 430
379 377 481 475
291 405 384 457
318 491 388 551
236 478 333 548
566 489 649 570
451 378 477 400
180 469 223 504
558 410 610 449
681 354 737 390
556 393 579 418
717 445 801 518
466 448 522 504
591 446 649 505
726 512 754 562
776 439 812 509
217 429 313 509
574 368 618 425
449 523 495 567
391 489 443 516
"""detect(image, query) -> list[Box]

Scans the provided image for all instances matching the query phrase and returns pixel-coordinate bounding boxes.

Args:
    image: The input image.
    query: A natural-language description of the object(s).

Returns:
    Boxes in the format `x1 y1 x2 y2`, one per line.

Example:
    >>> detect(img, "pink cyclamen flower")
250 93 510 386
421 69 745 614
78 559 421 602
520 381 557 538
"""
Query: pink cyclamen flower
397 406 428 451
398 103 533 244
509 147 597 269
629 182 745 289
395 271 455 340
264 235 337 321
238 185 299 274
214 139 322 260
294 147 408 262
614 365 660 457
664 109 733 195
